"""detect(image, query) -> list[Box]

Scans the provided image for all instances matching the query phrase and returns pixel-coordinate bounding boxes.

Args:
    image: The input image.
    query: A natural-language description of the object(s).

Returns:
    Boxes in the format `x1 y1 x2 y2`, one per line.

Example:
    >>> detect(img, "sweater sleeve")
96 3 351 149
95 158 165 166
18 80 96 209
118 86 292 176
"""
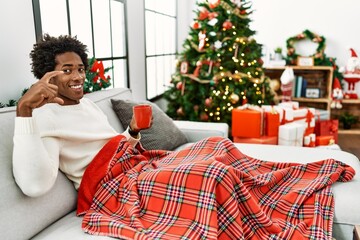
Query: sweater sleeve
123 126 141 146
12 117 60 197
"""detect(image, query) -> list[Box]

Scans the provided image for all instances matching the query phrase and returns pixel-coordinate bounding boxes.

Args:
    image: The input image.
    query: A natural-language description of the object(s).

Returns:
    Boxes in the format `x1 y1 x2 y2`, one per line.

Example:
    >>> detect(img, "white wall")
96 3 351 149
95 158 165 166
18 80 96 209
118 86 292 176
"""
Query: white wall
0 0 36 103
2 0 360 103
251 0 360 67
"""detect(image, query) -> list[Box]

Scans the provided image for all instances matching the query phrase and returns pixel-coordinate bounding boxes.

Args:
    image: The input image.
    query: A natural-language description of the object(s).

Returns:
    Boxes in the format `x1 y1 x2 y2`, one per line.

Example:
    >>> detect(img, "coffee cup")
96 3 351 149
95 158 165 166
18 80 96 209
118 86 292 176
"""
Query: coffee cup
133 104 152 128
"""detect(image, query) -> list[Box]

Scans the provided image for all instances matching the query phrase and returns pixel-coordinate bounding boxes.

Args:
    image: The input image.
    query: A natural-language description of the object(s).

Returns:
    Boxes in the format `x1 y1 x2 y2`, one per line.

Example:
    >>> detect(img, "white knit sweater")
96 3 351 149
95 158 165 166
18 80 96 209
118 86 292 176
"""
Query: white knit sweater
12 98 139 197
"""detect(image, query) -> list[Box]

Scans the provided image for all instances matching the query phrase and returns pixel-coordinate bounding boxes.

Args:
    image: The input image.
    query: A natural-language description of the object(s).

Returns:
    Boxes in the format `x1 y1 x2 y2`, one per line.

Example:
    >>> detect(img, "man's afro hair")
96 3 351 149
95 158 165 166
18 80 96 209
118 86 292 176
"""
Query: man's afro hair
30 34 89 79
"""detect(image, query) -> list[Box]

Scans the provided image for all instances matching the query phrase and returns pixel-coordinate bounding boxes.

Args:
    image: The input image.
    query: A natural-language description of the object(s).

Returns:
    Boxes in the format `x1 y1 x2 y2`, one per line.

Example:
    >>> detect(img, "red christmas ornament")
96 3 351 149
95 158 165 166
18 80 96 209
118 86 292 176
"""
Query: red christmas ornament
198 7 209 20
222 21 233 30
176 81 183 90
200 112 209 121
209 0 220 9
192 21 200 30
205 98 212 107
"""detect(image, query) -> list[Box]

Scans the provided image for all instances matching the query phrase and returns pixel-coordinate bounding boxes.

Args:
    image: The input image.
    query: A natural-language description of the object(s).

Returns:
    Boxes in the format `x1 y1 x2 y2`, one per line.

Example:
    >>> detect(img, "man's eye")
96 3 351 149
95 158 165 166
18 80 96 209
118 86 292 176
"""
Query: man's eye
79 68 85 73
63 69 71 74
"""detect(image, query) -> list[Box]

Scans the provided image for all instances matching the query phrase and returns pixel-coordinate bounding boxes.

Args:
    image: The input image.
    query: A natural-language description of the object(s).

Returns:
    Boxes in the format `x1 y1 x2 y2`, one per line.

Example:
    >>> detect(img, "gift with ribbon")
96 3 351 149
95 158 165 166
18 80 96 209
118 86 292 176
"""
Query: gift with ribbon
232 104 264 138
314 109 330 121
292 107 315 136
314 119 339 143
262 105 294 125
278 122 306 146
279 101 300 110
303 133 316 147
315 135 335 146
265 108 280 137
233 136 278 145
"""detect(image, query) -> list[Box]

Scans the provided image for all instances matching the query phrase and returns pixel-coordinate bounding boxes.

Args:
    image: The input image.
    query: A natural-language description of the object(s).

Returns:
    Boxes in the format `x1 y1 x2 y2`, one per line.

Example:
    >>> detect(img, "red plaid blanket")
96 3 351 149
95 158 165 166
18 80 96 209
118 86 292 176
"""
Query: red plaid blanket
77 136 355 240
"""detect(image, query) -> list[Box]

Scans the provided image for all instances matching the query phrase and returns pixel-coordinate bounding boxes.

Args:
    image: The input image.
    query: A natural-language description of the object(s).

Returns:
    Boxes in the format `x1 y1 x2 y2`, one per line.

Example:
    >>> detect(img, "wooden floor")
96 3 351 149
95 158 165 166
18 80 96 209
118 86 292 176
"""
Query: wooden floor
338 134 360 159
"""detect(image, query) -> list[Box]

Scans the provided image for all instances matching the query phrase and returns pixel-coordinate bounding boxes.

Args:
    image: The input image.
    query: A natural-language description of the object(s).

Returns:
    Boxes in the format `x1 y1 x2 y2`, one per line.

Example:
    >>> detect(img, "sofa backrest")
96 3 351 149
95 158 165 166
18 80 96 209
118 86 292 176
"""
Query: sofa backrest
0 106 78 240
0 87 133 239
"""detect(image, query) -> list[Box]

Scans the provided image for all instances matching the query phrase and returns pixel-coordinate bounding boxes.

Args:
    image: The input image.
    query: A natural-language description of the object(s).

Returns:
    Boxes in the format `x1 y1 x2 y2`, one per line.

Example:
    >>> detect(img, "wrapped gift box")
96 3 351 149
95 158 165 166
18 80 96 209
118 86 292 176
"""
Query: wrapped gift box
279 101 299 109
292 108 315 135
232 107 263 138
315 135 335 146
314 119 338 143
278 122 306 146
265 111 280 137
233 136 278 145
262 105 294 124
314 109 330 121
303 133 316 147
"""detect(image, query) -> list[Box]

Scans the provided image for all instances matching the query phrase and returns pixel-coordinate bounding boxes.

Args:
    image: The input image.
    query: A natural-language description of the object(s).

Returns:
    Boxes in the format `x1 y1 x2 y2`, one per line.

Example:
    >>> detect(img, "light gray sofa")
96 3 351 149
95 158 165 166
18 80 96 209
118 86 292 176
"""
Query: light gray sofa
1 88 359 240
0 88 229 240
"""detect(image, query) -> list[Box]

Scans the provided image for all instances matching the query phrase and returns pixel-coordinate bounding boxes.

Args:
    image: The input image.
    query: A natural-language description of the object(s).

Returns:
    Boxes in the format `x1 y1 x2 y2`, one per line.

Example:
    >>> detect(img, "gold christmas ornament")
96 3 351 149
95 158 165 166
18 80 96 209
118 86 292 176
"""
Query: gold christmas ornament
176 107 184 116
229 93 240 104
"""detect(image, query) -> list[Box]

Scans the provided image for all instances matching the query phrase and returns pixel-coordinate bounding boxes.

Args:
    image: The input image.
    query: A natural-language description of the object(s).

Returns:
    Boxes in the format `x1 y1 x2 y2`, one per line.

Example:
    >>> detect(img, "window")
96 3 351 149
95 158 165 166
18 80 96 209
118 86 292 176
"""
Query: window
32 0 129 88
144 0 177 99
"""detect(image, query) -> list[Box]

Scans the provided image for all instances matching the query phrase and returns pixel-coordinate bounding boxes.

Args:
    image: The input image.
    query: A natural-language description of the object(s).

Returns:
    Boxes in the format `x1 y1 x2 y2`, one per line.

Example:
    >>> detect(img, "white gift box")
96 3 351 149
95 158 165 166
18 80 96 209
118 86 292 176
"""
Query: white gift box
279 101 299 109
262 105 294 124
293 108 316 128
278 122 306 146
314 109 330 121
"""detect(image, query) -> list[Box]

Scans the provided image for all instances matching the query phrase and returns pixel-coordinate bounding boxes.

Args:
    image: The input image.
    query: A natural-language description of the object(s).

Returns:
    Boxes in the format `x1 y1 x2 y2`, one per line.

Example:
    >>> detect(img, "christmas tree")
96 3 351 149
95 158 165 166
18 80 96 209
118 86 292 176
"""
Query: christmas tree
163 0 274 125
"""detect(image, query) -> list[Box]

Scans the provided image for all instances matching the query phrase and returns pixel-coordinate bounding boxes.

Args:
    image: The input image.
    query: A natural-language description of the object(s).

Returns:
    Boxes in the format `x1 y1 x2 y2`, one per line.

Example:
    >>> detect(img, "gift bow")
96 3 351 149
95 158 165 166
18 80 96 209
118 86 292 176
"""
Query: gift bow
329 122 338 133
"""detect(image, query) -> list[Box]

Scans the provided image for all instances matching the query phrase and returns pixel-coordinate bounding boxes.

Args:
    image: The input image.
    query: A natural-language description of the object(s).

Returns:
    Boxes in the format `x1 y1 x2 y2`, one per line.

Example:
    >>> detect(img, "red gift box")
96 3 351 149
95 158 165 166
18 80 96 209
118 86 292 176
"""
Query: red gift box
314 120 338 143
265 112 280 137
232 108 263 138
233 136 278 145
315 135 335 146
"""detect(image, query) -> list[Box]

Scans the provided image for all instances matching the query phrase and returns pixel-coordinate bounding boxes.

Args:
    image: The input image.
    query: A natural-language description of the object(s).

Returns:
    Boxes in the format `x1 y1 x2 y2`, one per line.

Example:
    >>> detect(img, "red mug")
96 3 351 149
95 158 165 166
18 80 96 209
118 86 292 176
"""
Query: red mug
133 104 152 128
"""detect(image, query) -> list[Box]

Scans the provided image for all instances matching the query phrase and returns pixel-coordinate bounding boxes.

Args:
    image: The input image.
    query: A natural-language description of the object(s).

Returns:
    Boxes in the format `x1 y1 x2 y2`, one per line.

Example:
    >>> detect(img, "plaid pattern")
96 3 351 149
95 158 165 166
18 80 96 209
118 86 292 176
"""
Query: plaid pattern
78 136 355 240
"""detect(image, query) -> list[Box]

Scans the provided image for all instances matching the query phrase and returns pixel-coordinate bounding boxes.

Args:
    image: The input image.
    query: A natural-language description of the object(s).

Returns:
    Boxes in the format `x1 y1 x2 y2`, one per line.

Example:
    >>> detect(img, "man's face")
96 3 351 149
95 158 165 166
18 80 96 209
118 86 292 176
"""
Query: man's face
51 52 86 105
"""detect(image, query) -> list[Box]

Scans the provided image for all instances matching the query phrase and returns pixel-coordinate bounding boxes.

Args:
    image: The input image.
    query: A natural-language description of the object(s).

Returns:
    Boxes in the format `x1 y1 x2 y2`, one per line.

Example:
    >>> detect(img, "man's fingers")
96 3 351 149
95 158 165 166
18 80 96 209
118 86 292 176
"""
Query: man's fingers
50 97 64 105
39 71 64 83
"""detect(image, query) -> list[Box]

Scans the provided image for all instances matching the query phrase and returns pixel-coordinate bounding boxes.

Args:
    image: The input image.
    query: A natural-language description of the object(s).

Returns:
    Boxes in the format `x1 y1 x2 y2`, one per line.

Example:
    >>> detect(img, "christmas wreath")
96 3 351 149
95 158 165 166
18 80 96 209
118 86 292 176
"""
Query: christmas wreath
285 29 326 65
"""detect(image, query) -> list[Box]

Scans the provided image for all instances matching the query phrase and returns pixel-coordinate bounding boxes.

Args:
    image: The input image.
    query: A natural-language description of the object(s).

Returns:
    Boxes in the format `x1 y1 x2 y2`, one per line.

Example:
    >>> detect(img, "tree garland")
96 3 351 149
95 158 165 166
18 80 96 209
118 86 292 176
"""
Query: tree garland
285 29 326 65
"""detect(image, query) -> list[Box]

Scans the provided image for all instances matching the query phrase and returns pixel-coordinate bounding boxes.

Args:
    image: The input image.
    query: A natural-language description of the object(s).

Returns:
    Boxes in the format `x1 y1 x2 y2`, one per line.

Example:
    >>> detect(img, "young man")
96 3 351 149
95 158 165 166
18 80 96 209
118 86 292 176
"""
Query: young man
13 34 147 197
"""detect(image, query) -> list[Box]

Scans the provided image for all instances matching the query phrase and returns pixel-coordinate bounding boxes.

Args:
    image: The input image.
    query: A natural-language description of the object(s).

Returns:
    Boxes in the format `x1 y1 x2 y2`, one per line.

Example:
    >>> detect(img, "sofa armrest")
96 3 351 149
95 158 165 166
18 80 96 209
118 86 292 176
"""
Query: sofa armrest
173 120 229 142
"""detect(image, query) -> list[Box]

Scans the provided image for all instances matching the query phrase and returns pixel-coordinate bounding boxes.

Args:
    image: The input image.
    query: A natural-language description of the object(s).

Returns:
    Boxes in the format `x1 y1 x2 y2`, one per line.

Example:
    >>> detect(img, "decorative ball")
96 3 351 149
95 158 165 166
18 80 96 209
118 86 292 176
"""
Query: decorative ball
200 112 209 121
176 81 183 90
205 98 212 107
222 20 233 30
192 21 200 29
269 79 281 92
193 105 199 112
230 93 240 104
209 0 220 9
177 107 184 116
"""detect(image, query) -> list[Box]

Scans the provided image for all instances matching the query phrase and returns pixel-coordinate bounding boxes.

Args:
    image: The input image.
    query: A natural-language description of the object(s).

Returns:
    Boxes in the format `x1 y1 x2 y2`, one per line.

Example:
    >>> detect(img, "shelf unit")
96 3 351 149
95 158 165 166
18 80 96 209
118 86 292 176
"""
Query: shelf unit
264 66 333 111
264 66 360 133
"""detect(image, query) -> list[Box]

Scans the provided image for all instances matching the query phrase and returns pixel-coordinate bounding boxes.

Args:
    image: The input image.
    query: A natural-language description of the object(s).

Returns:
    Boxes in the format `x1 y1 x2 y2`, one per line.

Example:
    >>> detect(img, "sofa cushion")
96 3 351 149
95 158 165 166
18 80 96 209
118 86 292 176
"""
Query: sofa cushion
111 99 188 150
